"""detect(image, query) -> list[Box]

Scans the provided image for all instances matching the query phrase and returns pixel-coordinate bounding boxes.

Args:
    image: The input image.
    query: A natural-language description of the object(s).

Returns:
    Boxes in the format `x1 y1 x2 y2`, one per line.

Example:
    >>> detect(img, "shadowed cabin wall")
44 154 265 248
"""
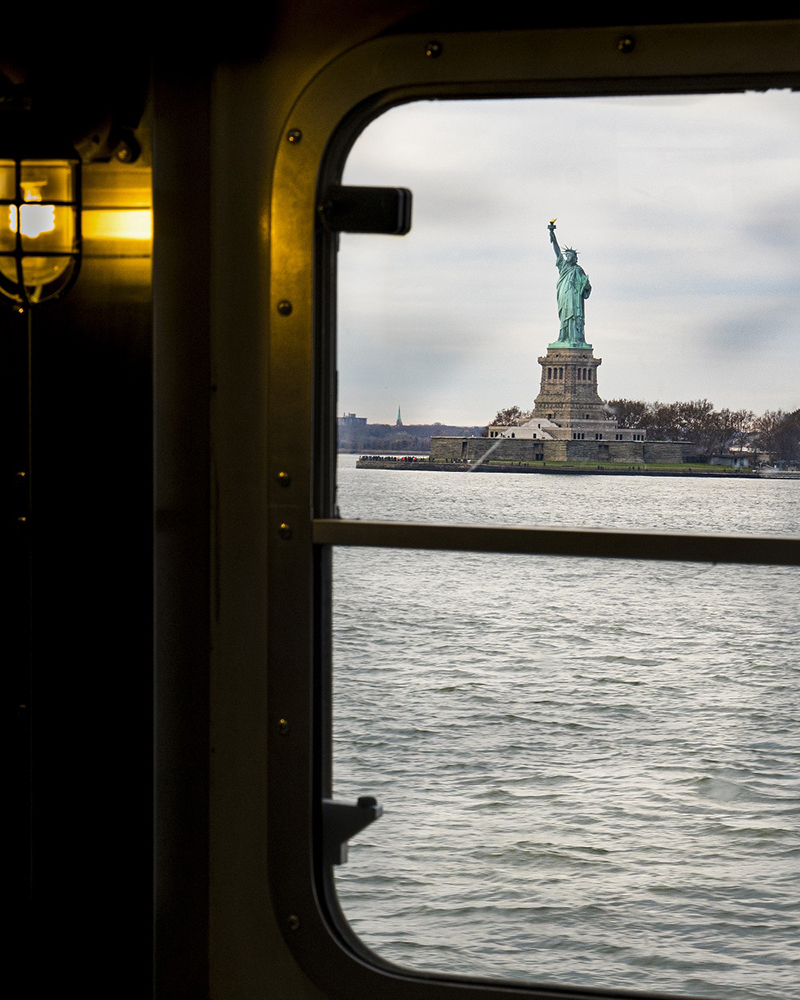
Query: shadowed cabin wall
5 106 154 995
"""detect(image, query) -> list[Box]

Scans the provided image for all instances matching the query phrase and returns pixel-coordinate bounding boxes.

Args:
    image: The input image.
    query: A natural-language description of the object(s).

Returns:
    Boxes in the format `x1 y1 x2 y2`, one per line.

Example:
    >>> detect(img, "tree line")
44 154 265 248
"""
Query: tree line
607 400 799 463
338 422 486 453
490 400 800 463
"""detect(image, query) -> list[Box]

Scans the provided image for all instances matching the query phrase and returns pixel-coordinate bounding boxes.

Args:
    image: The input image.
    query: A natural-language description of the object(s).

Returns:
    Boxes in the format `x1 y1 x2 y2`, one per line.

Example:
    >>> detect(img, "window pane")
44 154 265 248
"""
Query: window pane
332 546 799 999
331 90 799 1000
336 91 800 512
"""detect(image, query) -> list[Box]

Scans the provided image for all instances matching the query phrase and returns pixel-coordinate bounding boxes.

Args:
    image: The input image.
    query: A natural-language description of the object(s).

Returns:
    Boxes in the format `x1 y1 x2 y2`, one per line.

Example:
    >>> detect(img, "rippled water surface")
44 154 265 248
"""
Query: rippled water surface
332 457 799 999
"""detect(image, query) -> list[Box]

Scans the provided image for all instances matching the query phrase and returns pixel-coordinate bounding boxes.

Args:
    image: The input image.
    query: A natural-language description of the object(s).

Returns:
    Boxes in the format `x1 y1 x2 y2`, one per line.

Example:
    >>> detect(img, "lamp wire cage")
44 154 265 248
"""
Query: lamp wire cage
0 151 82 307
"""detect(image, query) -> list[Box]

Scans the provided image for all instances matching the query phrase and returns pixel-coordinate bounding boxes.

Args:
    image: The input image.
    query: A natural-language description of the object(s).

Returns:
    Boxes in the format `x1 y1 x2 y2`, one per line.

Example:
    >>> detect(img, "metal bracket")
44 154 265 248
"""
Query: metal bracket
318 185 412 235
322 796 382 865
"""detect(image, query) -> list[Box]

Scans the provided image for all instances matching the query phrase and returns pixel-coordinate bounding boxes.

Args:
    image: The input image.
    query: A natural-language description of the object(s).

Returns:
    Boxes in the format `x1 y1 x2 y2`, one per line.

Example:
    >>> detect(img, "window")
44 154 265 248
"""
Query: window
267 19 800 1000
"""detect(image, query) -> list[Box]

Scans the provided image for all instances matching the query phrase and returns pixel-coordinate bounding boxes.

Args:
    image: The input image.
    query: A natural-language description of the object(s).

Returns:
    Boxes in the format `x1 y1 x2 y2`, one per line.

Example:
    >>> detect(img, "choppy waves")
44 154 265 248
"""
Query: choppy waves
332 459 800 999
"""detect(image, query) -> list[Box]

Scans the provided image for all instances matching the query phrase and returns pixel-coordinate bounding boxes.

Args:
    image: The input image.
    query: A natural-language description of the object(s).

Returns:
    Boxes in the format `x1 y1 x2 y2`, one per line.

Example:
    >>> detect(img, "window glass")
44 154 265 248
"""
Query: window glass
331 91 799 1000
336 91 799 521
333 542 800 999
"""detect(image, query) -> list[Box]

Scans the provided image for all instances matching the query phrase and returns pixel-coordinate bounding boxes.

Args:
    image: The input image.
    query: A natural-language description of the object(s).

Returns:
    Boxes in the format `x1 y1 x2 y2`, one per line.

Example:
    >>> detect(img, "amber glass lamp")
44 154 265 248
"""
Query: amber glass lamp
0 149 81 305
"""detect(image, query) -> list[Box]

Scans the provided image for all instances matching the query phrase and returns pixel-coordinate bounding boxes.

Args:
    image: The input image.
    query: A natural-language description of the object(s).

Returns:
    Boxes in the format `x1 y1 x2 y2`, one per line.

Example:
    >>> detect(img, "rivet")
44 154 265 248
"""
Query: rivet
278 718 290 734
425 41 442 58
617 36 635 54
277 300 293 316
279 523 292 540
277 471 291 487
287 129 302 143
287 914 300 931
116 139 140 164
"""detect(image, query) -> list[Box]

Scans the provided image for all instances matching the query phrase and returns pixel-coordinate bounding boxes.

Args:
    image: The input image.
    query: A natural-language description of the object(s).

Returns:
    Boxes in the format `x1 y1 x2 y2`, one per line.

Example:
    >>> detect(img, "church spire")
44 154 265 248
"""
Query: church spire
396 406 403 427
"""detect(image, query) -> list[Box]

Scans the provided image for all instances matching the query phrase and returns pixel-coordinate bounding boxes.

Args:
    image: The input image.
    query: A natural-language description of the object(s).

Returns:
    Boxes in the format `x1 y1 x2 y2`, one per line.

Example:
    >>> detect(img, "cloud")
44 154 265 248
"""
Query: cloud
338 91 800 423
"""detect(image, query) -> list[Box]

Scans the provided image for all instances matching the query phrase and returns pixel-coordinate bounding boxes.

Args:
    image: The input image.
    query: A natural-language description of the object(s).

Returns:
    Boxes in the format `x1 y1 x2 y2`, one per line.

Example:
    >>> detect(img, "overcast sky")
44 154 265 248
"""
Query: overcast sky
337 90 799 426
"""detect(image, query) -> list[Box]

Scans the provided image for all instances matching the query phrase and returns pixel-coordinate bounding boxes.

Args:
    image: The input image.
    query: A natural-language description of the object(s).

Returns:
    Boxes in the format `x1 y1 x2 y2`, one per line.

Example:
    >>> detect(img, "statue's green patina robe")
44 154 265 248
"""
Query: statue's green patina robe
555 253 591 346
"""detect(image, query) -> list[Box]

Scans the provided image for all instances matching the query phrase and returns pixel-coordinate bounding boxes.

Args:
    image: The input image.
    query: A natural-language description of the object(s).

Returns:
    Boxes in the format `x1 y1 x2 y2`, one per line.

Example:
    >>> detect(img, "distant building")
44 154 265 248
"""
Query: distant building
396 406 403 427
338 412 367 428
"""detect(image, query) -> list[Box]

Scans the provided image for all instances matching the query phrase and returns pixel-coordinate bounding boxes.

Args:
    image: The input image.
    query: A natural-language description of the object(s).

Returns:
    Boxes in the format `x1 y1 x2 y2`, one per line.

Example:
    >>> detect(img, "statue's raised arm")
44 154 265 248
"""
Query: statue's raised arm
548 219 561 260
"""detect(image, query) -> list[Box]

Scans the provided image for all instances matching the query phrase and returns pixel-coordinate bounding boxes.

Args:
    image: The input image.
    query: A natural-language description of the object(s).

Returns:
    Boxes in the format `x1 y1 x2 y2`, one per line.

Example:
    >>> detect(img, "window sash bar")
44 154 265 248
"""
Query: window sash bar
313 518 800 566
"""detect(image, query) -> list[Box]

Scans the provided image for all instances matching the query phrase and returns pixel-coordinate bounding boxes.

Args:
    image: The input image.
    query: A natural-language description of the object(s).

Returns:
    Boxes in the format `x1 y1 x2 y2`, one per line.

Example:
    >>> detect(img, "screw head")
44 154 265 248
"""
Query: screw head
116 142 138 163
287 129 302 143
425 41 442 58
277 300 293 316
287 914 300 931
278 523 292 540
278 718 290 734
277 471 291 487
618 36 635 54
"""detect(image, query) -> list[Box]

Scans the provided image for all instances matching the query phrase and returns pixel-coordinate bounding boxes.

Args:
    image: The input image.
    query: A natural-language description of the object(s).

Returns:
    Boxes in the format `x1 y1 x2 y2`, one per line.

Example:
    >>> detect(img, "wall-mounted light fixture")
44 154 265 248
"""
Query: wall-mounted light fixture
0 149 81 306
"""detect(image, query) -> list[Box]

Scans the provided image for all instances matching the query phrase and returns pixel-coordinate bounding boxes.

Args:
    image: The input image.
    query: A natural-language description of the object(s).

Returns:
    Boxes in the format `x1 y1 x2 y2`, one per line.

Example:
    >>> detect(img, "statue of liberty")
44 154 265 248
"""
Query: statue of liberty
547 220 591 348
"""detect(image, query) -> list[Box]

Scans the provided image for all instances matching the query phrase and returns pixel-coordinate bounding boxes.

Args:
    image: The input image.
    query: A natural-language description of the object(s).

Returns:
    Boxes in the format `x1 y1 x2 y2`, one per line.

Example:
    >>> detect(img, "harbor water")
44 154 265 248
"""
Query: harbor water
332 455 799 999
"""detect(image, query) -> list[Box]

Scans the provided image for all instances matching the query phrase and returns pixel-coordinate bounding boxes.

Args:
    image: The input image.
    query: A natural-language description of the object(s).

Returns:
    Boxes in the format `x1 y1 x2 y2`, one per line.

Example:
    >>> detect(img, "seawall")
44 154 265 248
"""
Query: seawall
353 459 790 479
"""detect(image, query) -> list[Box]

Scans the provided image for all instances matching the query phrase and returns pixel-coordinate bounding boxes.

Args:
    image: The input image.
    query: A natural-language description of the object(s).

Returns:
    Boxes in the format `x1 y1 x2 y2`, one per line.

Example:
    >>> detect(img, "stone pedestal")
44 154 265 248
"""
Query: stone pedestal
533 346 607 425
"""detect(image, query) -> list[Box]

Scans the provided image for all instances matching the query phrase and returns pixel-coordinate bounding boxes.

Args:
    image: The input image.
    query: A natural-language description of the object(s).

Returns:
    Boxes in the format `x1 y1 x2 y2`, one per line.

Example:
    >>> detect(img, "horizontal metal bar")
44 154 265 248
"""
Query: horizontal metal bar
313 519 800 566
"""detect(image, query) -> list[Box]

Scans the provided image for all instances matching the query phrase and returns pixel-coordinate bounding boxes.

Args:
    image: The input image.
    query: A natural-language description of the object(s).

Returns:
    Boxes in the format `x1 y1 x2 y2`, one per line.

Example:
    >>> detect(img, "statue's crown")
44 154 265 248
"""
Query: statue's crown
563 246 578 256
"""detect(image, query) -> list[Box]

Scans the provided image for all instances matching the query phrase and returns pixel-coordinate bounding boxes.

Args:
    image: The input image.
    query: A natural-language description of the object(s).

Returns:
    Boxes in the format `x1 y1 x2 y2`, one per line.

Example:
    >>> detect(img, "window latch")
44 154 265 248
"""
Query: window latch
318 185 412 235
322 796 383 865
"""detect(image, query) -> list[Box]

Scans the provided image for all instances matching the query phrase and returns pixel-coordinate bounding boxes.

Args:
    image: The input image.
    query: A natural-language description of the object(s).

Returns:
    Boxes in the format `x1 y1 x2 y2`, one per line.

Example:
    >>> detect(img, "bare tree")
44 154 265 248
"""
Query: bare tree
605 399 649 428
754 409 800 464
491 406 533 426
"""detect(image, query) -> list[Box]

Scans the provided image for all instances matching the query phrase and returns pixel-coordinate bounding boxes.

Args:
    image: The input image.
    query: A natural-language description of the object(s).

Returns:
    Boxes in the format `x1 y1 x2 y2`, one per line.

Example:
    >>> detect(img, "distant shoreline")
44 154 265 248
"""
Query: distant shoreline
354 459 799 480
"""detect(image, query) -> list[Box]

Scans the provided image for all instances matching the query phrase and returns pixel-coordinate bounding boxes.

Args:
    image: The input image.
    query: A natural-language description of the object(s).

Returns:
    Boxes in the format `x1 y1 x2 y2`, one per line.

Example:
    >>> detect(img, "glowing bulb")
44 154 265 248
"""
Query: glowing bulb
8 180 57 238
9 203 57 238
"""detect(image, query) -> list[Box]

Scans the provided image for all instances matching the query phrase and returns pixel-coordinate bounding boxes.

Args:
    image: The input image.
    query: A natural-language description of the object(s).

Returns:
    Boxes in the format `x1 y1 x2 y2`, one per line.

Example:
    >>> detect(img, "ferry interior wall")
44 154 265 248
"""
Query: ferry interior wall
6 9 798 1000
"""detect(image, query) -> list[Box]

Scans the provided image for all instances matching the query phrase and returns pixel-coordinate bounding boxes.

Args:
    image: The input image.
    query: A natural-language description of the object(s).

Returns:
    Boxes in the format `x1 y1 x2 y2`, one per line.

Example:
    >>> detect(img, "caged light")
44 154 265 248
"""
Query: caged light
0 146 81 306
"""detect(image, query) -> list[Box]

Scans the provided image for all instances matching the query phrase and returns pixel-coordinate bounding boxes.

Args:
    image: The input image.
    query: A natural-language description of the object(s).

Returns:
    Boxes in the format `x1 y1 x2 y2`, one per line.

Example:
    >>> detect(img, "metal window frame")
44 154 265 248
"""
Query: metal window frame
267 20 800 1000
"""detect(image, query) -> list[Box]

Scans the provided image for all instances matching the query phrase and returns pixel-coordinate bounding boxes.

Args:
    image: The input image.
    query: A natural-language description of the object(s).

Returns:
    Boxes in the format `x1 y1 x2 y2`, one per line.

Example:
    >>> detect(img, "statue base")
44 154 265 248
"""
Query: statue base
533 345 605 425
548 339 592 350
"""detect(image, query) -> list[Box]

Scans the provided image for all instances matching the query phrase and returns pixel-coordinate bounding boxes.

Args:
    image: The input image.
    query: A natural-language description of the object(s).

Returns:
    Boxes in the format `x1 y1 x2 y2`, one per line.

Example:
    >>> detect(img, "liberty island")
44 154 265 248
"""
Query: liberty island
426 222 690 469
